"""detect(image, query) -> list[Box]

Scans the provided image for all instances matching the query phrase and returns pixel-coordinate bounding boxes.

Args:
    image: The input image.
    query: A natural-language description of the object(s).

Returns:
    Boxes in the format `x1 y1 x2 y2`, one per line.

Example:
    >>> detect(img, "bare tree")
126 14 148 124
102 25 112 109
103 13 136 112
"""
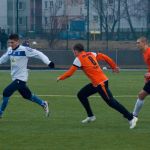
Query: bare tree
92 0 124 40
122 0 137 39
44 0 67 48
131 0 149 37
148 0 150 37
92 0 103 39
121 0 149 39
92 0 149 40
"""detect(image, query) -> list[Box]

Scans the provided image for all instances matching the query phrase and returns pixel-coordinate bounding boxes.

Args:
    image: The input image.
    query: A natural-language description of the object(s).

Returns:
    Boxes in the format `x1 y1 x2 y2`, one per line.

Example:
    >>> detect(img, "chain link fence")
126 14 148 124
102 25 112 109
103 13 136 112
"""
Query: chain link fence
0 0 149 69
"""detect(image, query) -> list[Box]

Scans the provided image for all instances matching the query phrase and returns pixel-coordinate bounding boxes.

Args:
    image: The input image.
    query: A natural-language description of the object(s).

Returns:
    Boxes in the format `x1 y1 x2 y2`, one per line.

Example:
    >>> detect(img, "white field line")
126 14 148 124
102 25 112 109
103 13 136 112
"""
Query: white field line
0 94 137 98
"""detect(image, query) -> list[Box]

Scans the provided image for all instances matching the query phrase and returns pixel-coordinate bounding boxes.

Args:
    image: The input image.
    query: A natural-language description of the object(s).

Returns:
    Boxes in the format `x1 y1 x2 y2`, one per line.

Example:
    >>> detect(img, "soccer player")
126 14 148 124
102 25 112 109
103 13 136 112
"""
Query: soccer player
133 37 150 118
0 34 55 118
57 43 137 129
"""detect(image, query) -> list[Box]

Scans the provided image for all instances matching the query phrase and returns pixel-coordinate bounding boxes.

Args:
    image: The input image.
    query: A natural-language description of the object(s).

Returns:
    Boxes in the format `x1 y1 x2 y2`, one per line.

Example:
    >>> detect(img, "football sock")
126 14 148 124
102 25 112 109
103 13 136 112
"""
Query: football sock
0 96 9 112
30 95 45 106
133 98 144 117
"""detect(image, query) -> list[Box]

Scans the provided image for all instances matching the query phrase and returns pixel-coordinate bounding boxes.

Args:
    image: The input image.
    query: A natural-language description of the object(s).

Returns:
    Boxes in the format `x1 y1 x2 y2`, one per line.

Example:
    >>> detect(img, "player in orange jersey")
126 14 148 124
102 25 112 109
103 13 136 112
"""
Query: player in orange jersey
133 37 150 119
57 43 137 129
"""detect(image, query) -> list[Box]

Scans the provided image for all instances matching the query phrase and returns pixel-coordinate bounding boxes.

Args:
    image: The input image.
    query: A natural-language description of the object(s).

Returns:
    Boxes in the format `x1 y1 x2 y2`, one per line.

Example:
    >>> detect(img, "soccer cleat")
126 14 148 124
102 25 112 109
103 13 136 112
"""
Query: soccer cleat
81 116 96 123
129 116 138 129
42 101 49 117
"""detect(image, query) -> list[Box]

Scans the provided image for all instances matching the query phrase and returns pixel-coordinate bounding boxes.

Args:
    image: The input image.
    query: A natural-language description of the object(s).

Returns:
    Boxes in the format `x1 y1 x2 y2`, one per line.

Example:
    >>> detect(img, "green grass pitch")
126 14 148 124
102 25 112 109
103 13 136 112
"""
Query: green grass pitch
0 70 150 150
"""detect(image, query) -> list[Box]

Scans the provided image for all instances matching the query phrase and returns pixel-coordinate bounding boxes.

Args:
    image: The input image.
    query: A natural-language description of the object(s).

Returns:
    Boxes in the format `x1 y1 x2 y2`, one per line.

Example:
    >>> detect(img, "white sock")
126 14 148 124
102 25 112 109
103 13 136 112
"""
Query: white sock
133 98 144 117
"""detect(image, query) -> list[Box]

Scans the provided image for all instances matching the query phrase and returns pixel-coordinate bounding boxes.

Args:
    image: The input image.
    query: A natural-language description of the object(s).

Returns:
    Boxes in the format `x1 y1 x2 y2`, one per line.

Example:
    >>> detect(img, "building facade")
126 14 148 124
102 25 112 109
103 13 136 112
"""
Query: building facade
7 0 42 34
0 0 7 30
0 0 149 38
41 0 149 39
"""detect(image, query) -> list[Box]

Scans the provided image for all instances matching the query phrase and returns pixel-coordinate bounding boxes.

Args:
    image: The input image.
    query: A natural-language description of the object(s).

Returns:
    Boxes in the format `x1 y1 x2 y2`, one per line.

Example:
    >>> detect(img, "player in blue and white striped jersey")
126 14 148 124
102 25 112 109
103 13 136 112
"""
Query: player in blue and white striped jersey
0 34 55 118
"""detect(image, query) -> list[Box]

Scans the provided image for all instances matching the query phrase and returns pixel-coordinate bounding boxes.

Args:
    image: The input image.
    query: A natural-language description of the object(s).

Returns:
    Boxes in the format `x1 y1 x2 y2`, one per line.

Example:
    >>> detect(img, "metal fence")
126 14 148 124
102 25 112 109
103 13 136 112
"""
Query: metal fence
0 0 149 70
0 49 146 69
0 0 150 51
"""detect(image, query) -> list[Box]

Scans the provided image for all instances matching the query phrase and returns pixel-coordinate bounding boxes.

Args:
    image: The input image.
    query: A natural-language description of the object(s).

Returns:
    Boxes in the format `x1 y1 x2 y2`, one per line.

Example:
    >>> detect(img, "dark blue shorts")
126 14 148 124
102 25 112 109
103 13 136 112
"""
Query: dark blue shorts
3 79 32 99
143 80 150 94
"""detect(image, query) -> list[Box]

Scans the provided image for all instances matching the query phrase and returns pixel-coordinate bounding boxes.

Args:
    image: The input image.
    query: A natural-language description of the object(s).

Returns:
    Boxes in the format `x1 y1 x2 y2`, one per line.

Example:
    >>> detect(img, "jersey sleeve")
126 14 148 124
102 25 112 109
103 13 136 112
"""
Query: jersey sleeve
25 47 51 65
147 56 150 72
73 57 81 67
91 52 97 57
146 52 150 72
58 65 78 80
96 53 117 69
0 50 10 64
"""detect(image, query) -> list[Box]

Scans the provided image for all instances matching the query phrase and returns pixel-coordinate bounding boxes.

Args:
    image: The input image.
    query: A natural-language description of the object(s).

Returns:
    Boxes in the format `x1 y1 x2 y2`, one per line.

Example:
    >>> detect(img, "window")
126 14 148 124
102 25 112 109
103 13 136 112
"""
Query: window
108 0 114 5
93 16 98 22
18 1 23 10
148 11 150 23
58 0 62 8
108 15 114 22
50 1 53 7
80 7 82 15
44 1 48 9
71 0 76 5
45 17 48 25
19 17 23 25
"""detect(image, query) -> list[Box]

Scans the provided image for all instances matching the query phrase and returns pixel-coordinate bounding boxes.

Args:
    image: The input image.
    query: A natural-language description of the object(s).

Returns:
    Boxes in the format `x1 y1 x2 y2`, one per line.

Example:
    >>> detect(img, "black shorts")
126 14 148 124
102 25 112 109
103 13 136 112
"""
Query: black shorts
78 81 113 102
143 80 150 94
3 79 32 99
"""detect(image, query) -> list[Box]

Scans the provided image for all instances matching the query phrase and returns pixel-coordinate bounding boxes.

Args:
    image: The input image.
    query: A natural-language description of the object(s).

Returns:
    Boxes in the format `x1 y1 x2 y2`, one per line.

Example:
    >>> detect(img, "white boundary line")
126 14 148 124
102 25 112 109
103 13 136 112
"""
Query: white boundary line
0 94 137 98
0 69 147 72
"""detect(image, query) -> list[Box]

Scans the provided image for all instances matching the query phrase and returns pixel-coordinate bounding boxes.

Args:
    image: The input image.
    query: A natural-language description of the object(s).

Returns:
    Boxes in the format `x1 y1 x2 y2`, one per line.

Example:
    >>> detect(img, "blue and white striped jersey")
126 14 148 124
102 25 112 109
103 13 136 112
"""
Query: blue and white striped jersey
0 45 51 82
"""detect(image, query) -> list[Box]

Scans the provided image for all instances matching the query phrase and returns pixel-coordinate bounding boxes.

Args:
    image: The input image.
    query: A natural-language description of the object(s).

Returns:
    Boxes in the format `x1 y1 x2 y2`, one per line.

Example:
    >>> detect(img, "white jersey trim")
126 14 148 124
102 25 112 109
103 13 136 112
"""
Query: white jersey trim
73 57 81 67
91 52 97 57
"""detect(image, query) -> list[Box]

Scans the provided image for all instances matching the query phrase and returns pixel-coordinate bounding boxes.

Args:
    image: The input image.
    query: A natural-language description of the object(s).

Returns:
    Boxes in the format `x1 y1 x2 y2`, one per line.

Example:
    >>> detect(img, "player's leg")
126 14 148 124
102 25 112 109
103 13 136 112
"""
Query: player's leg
17 80 49 117
97 81 133 121
97 82 137 128
133 81 150 117
0 80 18 117
77 83 97 123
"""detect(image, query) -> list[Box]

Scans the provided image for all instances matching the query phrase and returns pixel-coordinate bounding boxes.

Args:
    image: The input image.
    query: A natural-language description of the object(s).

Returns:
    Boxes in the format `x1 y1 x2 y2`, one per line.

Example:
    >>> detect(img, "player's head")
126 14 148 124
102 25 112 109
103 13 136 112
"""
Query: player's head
73 43 84 56
136 37 149 51
8 34 20 50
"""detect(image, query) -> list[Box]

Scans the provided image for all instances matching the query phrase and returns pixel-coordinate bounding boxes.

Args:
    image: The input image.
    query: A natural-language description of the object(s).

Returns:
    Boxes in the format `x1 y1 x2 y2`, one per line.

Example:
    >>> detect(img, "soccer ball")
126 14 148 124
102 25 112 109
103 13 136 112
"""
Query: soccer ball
103 66 107 70
32 41 37 45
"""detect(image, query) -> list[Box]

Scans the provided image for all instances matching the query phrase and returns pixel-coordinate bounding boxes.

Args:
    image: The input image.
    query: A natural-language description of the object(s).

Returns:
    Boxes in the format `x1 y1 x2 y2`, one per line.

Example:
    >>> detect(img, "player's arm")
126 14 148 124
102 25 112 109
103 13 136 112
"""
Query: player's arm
146 54 150 72
144 55 150 82
57 57 80 81
57 65 78 81
0 50 9 64
96 53 119 73
25 47 54 68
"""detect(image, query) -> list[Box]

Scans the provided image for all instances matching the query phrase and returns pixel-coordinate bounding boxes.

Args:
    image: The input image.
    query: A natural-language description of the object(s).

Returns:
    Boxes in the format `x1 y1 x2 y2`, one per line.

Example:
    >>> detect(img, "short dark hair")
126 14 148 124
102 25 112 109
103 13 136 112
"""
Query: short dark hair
73 43 84 52
138 37 148 44
9 34 19 41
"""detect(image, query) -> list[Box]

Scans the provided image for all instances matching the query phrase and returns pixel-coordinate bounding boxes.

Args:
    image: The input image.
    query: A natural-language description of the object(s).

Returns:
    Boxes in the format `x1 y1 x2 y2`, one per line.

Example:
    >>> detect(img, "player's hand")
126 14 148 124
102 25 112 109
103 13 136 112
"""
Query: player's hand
112 67 120 73
57 77 61 82
48 61 55 68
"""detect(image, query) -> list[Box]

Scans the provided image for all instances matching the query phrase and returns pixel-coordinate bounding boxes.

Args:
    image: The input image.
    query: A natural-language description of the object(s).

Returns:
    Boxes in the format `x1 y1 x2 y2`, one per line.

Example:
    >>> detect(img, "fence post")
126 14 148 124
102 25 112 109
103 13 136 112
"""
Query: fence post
16 0 19 33
87 0 90 51
115 48 118 66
